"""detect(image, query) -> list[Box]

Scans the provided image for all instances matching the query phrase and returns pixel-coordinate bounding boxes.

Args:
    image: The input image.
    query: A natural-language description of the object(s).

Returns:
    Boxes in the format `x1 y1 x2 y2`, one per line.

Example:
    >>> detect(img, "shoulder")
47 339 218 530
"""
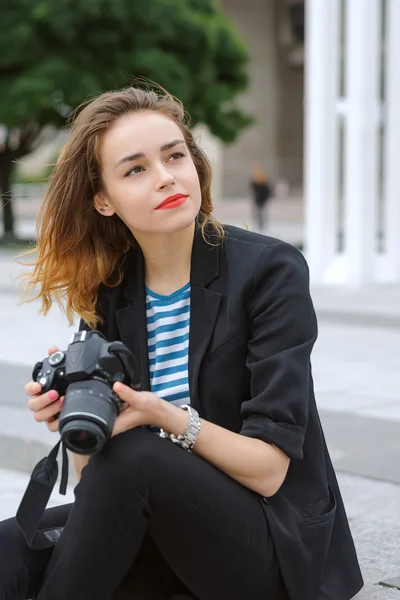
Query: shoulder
222 223 294 251
221 224 309 279
220 227 317 339
221 223 279 251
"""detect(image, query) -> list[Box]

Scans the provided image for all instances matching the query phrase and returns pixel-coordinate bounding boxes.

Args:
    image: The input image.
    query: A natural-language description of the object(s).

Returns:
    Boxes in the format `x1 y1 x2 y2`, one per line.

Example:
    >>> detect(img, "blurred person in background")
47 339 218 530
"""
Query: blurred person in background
250 163 273 233
0 86 363 600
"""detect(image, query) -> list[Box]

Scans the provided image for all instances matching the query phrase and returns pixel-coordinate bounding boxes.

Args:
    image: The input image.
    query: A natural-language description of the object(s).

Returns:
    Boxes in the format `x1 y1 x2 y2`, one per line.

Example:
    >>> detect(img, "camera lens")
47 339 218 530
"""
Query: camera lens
62 420 107 454
59 379 120 455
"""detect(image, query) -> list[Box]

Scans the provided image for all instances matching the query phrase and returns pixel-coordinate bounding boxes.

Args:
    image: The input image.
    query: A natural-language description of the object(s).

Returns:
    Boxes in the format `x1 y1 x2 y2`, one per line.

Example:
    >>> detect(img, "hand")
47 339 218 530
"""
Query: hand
111 383 164 437
25 346 64 433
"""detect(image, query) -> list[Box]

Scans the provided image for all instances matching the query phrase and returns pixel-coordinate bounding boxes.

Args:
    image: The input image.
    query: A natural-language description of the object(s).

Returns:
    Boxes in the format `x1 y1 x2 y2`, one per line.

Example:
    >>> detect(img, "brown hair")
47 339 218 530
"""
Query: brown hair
18 85 224 328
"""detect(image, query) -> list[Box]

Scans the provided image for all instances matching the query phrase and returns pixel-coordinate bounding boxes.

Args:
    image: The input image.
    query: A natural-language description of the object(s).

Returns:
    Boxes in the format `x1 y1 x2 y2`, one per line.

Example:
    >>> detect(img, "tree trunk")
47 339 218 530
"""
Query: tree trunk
0 151 15 238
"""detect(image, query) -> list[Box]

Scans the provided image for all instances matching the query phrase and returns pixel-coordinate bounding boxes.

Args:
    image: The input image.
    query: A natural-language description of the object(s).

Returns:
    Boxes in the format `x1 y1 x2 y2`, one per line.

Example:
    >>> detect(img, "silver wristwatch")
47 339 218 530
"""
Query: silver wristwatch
159 405 201 452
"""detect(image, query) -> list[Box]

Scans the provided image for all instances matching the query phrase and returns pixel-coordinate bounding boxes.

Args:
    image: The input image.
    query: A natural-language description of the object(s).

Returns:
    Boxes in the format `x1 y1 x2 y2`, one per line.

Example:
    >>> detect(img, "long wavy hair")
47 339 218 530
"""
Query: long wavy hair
18 85 224 328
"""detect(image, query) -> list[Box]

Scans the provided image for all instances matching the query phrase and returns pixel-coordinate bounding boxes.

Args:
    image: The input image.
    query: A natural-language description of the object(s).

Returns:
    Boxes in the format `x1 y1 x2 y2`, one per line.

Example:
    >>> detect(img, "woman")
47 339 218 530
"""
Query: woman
0 86 363 600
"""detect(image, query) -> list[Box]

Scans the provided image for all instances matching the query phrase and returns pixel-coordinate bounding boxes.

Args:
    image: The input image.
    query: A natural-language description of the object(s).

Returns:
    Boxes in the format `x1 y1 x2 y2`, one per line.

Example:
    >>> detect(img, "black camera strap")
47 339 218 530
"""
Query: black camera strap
16 439 69 549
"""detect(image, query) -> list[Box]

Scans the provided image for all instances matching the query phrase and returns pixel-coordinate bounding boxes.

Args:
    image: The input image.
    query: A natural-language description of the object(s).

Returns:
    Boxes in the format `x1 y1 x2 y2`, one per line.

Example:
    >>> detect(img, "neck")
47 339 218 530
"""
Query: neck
134 222 195 295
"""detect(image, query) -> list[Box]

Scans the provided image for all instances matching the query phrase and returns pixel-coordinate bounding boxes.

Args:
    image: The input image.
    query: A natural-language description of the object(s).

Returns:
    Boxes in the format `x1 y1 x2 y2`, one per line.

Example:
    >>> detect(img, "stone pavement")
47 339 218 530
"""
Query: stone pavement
1 200 400 598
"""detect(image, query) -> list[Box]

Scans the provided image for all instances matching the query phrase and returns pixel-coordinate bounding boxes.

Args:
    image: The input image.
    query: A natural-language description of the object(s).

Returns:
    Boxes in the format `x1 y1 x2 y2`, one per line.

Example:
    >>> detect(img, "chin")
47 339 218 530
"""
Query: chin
162 215 196 234
155 206 199 233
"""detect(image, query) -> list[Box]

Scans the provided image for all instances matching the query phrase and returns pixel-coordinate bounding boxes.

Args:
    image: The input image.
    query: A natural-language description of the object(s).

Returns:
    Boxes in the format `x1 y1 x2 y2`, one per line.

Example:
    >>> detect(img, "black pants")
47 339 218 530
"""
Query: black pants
0 428 287 600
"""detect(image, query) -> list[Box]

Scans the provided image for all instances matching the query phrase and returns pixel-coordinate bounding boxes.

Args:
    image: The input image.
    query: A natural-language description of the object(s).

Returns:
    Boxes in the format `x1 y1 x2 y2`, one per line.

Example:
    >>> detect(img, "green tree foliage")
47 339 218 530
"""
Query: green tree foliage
0 0 251 239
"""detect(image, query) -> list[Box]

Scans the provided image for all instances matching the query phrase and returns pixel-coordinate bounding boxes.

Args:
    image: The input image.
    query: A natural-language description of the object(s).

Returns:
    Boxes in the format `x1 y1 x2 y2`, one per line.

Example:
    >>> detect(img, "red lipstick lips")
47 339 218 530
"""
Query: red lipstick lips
156 193 188 210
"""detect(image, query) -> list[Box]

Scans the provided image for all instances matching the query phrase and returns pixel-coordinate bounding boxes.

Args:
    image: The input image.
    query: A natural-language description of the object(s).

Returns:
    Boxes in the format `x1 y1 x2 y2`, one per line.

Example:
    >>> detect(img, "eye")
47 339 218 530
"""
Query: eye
125 165 145 177
167 152 185 162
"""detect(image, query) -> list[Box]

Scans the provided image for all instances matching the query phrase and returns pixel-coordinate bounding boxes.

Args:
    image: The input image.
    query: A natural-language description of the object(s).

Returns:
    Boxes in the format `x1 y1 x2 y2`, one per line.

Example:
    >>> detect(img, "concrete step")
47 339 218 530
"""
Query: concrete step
0 404 77 486
0 467 75 521
355 584 400 599
311 285 400 329
0 404 56 471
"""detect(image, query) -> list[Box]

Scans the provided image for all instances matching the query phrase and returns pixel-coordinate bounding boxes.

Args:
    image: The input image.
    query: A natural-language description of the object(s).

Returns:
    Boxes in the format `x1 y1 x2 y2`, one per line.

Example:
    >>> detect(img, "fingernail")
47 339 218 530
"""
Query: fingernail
48 391 58 400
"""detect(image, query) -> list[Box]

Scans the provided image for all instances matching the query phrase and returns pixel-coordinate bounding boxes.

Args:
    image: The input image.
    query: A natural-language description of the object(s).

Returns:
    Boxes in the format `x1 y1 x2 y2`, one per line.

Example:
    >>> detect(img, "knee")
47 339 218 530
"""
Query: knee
106 426 163 467
83 427 163 483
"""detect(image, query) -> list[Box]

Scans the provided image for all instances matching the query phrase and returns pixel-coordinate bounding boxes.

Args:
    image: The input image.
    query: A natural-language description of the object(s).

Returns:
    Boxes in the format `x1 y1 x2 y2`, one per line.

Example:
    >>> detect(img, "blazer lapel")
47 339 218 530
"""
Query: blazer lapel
108 226 223 404
115 247 151 391
188 228 222 412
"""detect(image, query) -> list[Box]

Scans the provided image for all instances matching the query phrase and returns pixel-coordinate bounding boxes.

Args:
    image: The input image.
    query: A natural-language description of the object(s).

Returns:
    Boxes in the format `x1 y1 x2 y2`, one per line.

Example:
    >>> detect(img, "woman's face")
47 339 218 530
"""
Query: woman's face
95 110 202 236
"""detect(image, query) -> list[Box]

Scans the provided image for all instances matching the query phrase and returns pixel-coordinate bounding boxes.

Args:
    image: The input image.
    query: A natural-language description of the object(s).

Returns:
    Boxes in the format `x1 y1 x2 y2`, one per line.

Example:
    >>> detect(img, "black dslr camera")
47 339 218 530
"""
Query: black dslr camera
32 330 141 455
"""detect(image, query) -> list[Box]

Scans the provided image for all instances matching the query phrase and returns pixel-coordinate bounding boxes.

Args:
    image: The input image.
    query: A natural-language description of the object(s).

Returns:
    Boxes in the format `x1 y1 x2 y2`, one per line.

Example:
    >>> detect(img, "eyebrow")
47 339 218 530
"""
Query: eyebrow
114 138 185 170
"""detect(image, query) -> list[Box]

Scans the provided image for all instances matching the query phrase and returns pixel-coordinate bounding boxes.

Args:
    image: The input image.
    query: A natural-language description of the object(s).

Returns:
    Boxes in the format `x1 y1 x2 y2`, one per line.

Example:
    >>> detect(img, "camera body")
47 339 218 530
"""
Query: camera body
33 330 141 455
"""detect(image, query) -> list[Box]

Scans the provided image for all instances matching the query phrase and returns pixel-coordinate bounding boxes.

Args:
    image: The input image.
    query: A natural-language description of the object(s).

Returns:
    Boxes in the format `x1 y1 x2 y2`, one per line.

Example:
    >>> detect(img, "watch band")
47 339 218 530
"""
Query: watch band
159 405 201 452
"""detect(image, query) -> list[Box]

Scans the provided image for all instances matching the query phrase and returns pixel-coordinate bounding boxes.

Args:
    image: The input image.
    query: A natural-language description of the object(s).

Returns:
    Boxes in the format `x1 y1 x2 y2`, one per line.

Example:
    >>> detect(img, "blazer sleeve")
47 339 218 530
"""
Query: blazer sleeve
239 241 318 460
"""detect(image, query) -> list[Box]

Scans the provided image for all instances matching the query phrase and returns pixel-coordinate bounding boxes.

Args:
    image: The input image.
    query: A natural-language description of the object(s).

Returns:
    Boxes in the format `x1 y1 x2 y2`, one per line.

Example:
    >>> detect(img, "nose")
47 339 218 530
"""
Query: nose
155 163 175 190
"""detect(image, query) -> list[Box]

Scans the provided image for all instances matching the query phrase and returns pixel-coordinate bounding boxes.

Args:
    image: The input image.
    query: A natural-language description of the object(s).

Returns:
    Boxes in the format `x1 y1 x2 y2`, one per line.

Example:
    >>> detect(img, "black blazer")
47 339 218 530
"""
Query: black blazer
84 224 363 600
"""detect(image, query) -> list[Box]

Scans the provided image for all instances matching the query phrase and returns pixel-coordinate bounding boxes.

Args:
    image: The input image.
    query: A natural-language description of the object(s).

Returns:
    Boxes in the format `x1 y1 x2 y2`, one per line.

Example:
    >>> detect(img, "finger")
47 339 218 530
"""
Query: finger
28 390 59 413
46 418 59 433
113 382 130 396
111 408 141 438
25 347 59 397
33 397 63 423
113 383 148 404
112 382 135 405
25 381 42 397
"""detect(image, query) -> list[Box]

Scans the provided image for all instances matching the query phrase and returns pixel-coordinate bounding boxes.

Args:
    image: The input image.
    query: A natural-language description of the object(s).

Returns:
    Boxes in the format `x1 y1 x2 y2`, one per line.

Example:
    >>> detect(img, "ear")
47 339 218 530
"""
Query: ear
93 192 115 217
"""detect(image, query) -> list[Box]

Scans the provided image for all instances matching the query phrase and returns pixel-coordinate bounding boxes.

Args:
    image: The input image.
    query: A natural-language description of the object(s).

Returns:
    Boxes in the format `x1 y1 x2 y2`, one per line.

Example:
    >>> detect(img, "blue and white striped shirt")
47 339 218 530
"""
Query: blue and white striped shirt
146 283 190 405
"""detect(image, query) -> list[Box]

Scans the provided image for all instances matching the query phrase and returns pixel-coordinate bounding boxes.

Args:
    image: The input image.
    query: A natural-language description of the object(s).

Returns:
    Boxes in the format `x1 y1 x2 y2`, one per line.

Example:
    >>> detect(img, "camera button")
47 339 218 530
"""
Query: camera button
46 369 52 375
39 377 48 387
38 372 43 377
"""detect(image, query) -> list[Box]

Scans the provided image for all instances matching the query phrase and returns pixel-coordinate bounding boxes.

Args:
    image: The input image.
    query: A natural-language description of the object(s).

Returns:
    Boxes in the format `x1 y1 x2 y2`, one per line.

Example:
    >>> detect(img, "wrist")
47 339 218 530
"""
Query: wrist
71 452 90 480
153 399 188 435
159 404 201 452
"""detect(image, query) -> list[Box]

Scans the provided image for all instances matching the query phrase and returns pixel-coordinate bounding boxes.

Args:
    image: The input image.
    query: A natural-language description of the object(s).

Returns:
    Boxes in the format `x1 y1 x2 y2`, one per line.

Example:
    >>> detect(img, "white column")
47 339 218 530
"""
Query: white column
383 0 400 282
304 0 340 282
343 0 381 284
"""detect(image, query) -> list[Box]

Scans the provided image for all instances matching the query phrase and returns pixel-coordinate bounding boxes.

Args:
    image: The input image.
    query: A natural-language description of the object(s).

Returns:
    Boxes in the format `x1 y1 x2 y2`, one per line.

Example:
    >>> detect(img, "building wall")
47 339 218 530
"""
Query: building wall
276 51 304 186
220 0 279 198
275 0 304 186
221 0 304 198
